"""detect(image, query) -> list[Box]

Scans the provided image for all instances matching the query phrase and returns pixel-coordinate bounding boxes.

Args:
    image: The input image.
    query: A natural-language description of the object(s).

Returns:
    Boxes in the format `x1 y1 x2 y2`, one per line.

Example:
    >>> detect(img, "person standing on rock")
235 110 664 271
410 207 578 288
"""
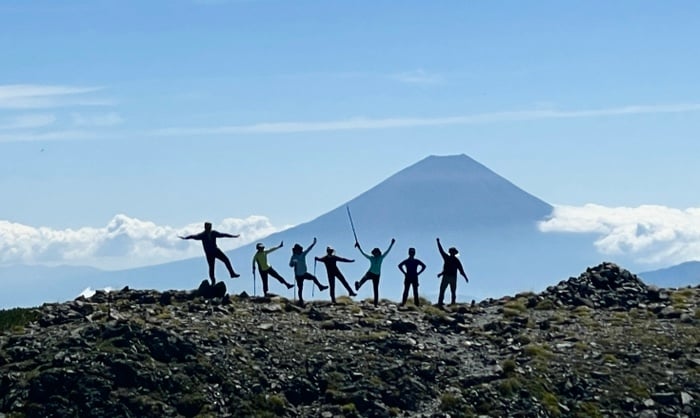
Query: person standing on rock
179 222 241 285
315 246 357 304
398 247 426 307
354 238 395 307
289 237 328 306
436 238 468 307
253 241 295 296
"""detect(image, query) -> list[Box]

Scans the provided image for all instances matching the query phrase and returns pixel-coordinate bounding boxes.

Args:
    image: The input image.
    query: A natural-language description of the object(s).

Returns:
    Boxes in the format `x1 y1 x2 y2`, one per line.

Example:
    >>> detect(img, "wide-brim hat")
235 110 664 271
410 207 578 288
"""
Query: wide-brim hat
448 247 459 255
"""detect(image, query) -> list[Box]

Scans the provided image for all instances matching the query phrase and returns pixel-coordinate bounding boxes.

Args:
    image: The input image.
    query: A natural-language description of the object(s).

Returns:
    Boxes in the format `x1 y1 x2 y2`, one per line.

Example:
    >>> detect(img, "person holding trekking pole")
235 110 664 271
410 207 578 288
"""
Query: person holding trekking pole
253 241 295 297
354 238 395 307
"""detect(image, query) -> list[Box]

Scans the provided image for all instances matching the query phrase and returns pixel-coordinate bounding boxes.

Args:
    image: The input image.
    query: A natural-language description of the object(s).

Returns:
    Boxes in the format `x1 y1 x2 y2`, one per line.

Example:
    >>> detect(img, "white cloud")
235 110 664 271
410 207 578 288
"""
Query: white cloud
539 204 700 265
0 84 110 109
152 102 700 137
0 214 289 270
0 130 99 142
0 114 56 130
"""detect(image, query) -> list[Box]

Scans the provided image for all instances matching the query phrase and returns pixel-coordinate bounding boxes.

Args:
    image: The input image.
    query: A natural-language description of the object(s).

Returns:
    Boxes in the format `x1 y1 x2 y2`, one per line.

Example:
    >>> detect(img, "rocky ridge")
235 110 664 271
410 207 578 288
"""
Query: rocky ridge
1 263 698 417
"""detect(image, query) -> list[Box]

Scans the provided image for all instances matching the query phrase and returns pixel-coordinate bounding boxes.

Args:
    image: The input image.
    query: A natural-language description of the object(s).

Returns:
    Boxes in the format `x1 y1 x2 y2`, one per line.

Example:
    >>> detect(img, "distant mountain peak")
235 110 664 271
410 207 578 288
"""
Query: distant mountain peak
344 153 552 228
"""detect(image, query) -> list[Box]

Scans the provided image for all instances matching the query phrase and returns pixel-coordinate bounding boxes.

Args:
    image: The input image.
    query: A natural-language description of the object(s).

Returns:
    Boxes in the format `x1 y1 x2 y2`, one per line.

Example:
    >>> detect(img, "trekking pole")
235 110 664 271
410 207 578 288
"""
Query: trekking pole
312 259 317 298
346 205 359 244
252 268 256 297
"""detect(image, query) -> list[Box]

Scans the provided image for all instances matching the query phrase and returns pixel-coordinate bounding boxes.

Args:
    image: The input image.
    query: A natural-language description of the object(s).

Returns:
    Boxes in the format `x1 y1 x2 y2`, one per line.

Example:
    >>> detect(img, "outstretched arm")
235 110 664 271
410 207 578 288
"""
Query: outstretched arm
336 256 354 263
304 237 317 255
179 232 202 240
384 238 396 256
218 232 240 239
436 238 447 257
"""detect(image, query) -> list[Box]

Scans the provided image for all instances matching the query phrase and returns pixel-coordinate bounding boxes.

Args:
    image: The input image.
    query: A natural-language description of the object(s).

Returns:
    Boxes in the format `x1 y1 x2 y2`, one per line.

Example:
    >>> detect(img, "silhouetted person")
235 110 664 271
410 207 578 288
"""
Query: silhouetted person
289 237 328 306
398 247 426 307
179 222 240 285
253 241 294 296
315 246 356 303
436 238 468 307
355 238 395 307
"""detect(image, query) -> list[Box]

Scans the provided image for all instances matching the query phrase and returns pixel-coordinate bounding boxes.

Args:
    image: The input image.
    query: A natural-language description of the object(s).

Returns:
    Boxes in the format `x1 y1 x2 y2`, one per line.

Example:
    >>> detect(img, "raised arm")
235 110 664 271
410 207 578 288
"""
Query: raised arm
436 238 447 257
355 243 370 259
303 237 317 255
266 241 284 254
384 238 395 256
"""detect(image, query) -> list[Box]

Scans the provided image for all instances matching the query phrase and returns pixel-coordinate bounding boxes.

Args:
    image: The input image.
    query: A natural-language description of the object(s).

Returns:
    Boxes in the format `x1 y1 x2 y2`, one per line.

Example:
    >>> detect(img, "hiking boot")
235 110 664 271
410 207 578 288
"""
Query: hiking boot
354 281 360 291
349 291 357 297
231 272 240 278
286 282 294 289
319 284 328 292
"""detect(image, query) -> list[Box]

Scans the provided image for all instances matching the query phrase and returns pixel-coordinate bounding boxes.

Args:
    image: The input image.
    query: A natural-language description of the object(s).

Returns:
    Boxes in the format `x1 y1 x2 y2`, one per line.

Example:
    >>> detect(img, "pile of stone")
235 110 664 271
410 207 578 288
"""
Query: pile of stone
539 262 657 309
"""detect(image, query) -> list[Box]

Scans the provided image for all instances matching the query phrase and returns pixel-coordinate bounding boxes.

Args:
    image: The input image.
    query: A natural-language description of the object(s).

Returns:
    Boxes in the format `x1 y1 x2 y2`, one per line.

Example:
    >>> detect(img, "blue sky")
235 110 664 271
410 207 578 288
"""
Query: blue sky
1 0 700 270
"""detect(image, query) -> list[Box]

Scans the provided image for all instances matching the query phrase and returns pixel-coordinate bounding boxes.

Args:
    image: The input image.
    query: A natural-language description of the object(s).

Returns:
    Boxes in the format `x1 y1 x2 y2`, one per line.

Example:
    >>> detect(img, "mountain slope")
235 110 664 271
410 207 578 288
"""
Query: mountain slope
640 261 700 288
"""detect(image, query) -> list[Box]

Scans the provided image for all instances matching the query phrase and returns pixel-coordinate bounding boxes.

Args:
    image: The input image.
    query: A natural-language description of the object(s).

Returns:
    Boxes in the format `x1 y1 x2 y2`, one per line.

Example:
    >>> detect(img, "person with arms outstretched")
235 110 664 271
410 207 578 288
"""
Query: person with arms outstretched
355 238 395 307
315 246 356 304
253 241 295 296
179 222 240 285
436 238 469 307
289 237 328 306
398 247 426 307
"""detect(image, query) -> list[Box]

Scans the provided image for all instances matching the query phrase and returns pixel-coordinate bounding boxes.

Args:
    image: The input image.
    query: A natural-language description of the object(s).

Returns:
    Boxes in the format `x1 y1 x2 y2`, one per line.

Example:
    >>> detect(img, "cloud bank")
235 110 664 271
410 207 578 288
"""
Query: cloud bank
539 204 700 266
0 214 289 270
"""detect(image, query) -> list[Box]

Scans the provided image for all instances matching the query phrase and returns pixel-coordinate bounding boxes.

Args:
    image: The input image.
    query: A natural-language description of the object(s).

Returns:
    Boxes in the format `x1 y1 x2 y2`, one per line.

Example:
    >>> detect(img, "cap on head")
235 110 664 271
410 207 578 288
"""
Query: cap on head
448 247 459 255
256 243 264 250
326 246 334 254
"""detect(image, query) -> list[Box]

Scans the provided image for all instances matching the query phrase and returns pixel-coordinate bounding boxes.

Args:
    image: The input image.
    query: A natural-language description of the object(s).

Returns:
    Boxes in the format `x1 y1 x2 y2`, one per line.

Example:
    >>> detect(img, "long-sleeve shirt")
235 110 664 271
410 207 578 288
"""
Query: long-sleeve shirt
438 242 466 277
289 242 316 276
187 230 232 253
317 255 352 273
359 241 394 275
253 246 281 271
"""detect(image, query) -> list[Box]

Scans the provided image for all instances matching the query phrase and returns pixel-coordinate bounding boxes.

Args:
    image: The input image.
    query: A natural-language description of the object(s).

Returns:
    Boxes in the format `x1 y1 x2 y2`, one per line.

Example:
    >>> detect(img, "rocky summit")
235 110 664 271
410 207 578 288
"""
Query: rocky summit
1 263 698 418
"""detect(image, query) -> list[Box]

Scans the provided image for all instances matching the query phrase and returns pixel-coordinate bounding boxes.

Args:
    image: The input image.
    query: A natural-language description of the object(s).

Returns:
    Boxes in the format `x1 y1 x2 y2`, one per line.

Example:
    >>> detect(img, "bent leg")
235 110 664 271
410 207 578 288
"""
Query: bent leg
268 267 292 288
215 249 237 277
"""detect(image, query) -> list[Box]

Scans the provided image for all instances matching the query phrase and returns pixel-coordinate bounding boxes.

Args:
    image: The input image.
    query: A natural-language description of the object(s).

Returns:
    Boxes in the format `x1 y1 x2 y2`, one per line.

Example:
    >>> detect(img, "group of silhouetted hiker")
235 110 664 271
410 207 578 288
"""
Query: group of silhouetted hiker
180 222 469 307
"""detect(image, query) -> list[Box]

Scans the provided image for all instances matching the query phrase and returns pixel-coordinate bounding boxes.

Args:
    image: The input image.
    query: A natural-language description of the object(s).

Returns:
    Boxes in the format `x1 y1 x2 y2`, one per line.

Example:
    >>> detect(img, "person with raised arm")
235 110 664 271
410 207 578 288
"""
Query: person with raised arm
436 237 469 307
179 221 240 285
289 237 328 306
253 241 295 296
354 238 395 307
